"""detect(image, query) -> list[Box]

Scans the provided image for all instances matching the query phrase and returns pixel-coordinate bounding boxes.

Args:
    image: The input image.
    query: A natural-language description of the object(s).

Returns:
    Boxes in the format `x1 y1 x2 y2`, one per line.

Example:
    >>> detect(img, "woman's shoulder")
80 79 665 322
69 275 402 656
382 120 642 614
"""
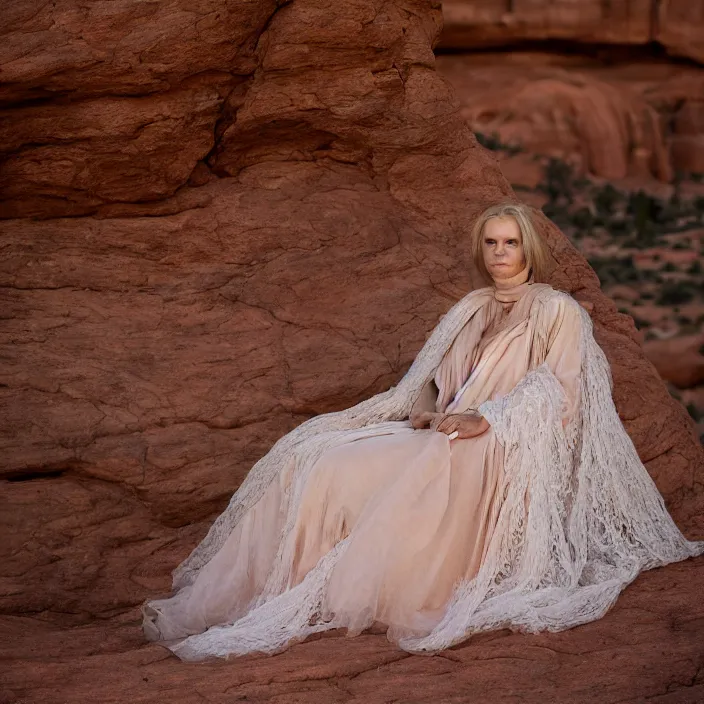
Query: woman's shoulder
531 285 588 318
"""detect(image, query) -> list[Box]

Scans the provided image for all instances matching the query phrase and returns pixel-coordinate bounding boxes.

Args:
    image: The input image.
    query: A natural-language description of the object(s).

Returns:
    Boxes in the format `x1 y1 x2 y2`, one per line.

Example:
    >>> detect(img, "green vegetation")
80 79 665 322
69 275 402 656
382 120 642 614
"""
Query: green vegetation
632 316 651 329
535 158 704 245
474 132 523 156
686 403 701 422
656 281 696 306
587 255 641 286
532 157 703 315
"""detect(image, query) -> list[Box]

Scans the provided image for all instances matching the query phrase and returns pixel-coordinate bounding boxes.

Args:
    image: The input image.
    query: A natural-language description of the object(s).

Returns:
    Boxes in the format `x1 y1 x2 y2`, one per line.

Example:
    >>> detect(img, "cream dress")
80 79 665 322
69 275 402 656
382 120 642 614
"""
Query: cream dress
145 284 604 659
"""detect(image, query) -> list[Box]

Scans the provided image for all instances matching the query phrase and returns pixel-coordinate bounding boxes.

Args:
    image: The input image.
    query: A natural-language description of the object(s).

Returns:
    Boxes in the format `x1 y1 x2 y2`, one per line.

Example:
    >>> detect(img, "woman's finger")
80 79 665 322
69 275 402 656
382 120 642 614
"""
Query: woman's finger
433 415 448 432
441 418 458 434
436 416 450 433
454 418 476 439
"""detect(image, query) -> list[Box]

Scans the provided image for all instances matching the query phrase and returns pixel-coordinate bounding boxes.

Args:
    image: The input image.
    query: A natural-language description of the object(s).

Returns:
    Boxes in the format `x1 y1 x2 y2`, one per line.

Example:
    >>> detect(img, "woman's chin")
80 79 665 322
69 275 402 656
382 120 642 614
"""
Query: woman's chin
489 267 514 280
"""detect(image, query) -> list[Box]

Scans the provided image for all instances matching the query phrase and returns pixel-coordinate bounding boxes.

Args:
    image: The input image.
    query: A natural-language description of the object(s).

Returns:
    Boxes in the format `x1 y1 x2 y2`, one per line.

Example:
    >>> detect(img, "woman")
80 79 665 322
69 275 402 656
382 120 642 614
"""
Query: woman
142 202 704 661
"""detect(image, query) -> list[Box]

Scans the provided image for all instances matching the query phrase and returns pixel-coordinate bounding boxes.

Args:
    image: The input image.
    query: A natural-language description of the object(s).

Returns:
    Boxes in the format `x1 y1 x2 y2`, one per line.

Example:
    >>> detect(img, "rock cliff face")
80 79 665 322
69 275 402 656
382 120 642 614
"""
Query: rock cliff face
440 0 704 64
1 1 702 702
437 55 678 181
436 0 704 180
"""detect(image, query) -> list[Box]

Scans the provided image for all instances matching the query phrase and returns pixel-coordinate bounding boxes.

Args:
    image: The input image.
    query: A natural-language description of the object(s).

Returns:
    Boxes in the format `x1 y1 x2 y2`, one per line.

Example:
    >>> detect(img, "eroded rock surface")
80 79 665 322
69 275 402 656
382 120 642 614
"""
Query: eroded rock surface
437 54 704 179
1 1 702 702
440 0 704 64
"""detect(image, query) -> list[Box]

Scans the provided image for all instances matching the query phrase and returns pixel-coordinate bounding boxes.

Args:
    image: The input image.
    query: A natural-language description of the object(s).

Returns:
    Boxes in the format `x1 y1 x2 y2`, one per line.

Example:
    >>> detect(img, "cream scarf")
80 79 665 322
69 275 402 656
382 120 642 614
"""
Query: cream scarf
491 261 533 303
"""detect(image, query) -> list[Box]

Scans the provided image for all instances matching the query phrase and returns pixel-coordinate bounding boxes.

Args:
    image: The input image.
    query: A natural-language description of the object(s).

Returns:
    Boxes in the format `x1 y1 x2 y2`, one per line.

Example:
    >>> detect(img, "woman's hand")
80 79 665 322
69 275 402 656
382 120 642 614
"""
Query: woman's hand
434 412 489 439
410 411 443 430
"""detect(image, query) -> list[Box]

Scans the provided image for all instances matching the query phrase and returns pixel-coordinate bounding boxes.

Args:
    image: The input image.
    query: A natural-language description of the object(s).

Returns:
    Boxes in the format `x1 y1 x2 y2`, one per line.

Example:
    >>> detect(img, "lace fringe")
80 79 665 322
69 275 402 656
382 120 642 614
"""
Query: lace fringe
144 291 704 661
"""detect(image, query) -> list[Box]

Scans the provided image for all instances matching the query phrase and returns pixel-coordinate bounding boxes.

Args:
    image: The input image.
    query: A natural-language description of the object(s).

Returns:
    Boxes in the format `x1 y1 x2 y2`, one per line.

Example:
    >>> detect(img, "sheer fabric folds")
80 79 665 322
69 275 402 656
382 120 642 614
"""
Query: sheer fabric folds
142 285 704 660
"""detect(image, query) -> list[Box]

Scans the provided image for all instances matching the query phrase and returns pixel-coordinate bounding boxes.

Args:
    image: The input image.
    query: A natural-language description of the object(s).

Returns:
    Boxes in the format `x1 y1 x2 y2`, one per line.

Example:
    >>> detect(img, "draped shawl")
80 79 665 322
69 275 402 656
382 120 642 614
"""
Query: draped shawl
143 285 704 659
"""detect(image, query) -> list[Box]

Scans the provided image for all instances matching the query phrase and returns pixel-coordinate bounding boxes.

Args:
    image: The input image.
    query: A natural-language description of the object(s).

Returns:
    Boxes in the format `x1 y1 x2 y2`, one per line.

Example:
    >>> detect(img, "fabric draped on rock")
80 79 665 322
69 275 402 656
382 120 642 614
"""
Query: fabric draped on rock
141 284 704 661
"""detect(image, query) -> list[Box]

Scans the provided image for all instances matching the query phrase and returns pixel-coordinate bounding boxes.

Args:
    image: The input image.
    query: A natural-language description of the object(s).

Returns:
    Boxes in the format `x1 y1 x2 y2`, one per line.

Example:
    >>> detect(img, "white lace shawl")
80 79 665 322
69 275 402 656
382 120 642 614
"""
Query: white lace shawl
146 287 704 660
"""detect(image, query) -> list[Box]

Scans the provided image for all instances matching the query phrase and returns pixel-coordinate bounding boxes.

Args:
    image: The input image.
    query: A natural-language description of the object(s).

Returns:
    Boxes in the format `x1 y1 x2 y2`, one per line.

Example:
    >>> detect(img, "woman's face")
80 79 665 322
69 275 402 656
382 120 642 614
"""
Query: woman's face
482 216 527 282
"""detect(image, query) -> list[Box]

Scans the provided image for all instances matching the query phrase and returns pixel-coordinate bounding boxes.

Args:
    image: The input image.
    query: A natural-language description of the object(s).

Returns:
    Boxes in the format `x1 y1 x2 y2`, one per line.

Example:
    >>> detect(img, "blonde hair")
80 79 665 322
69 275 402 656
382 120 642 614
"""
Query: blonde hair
471 202 550 283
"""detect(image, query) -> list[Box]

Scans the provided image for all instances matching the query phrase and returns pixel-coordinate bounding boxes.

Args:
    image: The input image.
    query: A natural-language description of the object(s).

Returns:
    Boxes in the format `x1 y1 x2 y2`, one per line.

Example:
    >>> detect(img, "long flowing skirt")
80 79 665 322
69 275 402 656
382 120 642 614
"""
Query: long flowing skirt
145 424 504 645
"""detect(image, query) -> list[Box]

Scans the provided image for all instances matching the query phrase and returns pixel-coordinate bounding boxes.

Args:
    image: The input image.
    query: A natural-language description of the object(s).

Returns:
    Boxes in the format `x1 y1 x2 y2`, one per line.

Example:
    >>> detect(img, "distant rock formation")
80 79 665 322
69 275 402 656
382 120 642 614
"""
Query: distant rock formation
437 1 704 178
440 0 704 64
437 55 675 181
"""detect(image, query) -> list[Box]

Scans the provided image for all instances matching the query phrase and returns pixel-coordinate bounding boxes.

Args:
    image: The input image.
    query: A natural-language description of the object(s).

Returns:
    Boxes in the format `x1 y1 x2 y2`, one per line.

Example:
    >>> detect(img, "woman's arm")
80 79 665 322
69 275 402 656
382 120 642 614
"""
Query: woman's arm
410 378 442 429
412 299 490 432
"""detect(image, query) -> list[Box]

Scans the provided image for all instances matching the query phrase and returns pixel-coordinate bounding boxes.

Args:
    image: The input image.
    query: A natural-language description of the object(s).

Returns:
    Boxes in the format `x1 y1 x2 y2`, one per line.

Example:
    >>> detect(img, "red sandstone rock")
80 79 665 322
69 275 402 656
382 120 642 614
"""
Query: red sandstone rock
0 0 275 218
644 334 704 389
0 1 702 702
436 54 672 181
656 0 704 64
440 0 651 48
439 0 704 64
437 4 704 177
1 557 703 703
437 54 704 179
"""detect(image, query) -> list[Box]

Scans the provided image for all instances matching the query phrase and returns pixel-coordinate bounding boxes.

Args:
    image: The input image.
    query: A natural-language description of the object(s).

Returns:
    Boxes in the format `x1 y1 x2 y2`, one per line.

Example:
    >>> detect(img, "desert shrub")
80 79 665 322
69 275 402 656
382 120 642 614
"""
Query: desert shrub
632 316 651 328
656 281 695 305
539 158 576 207
627 190 661 241
607 216 631 237
474 132 522 155
570 206 595 233
537 157 703 251
588 255 640 285
594 183 623 217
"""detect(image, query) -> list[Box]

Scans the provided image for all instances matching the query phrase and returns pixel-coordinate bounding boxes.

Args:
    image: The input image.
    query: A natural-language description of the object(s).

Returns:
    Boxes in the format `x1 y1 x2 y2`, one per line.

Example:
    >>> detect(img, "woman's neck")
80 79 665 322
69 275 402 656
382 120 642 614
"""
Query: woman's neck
491 262 532 303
